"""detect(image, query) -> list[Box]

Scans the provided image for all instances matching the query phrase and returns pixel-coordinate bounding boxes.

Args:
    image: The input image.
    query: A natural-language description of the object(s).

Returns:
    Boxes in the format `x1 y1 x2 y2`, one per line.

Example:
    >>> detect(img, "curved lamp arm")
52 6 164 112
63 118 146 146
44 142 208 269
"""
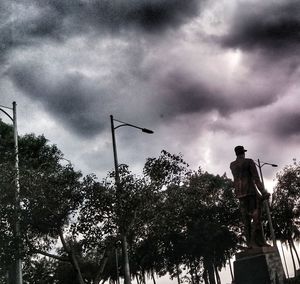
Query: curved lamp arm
0 108 13 122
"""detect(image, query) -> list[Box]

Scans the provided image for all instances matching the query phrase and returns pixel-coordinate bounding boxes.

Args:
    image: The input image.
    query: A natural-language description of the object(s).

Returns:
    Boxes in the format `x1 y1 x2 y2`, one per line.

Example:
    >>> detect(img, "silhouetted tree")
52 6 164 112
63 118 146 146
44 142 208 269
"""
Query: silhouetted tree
0 121 103 283
131 152 240 284
271 160 300 275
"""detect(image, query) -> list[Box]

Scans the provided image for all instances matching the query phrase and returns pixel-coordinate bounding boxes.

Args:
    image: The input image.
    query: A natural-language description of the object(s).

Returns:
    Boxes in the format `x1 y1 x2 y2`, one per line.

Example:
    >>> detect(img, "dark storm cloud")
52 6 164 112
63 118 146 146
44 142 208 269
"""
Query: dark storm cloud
0 2 13 62
272 112 300 138
9 63 109 136
7 44 282 139
158 72 230 117
221 1 300 53
0 1 63 62
35 0 201 33
0 0 202 61
156 71 279 119
122 0 201 32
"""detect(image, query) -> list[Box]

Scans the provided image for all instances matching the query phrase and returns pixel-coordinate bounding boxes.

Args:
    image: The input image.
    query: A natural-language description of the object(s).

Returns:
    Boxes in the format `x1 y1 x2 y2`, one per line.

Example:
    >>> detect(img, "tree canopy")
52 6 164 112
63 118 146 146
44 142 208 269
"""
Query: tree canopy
271 160 300 275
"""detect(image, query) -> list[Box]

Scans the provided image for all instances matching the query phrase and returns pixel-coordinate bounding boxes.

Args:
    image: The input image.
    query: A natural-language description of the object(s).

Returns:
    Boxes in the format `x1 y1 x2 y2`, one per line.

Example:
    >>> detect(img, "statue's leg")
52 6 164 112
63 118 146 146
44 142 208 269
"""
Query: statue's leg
246 195 262 248
239 198 251 247
251 207 261 246
251 198 267 246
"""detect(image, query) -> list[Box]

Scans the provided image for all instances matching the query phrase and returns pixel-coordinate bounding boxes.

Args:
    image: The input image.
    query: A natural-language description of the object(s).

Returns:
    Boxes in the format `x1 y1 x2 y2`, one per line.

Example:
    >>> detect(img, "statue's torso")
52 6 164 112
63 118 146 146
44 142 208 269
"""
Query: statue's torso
230 157 257 198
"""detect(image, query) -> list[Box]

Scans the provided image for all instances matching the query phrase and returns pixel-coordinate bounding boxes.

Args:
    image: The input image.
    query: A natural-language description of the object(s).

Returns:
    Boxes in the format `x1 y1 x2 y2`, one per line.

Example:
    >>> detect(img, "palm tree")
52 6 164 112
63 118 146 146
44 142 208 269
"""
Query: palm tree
271 161 300 275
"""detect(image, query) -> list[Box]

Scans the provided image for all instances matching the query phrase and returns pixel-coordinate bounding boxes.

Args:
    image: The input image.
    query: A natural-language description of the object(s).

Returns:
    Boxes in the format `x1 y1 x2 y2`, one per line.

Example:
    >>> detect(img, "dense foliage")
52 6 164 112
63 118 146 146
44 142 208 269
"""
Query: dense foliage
271 160 300 276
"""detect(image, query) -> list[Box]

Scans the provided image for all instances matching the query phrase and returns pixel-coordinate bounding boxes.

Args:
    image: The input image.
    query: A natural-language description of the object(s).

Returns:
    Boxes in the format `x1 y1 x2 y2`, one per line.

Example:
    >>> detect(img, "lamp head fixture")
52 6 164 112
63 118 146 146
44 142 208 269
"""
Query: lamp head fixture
142 128 154 134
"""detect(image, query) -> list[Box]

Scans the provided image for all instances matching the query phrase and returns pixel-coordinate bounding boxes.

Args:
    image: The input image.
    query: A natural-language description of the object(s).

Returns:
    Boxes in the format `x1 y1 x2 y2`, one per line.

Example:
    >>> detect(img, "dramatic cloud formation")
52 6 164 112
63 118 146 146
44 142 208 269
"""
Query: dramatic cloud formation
222 0 300 53
10 62 109 136
274 112 300 137
1 0 300 188
1 0 204 66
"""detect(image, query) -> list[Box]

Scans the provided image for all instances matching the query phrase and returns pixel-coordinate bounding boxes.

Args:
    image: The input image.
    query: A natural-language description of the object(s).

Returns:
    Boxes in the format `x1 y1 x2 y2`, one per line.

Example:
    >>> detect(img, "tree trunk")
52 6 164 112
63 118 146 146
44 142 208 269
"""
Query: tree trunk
176 264 181 284
214 265 221 284
137 272 145 284
288 239 297 276
209 268 215 284
228 259 234 283
208 263 216 284
58 229 85 284
71 247 85 284
189 262 195 284
281 242 289 279
195 263 200 284
291 239 300 267
151 270 156 284
203 269 209 284
7 265 15 284
204 258 216 284
121 235 131 284
194 260 200 284
115 249 120 284
94 249 109 284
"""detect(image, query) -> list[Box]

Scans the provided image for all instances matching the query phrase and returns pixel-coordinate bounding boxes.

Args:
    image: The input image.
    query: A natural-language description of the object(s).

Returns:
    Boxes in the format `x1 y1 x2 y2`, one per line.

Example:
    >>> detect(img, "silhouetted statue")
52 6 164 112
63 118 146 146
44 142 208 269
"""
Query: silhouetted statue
230 146 270 248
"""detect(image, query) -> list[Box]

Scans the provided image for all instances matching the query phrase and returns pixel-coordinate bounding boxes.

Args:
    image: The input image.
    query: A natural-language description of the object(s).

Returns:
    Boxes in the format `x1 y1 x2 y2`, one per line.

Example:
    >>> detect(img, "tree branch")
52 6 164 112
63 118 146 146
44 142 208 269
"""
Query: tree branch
33 249 69 262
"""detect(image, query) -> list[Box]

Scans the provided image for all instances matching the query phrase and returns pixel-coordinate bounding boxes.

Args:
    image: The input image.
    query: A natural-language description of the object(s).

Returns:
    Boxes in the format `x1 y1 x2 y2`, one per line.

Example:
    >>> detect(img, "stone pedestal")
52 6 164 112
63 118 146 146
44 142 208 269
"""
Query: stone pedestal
234 246 285 284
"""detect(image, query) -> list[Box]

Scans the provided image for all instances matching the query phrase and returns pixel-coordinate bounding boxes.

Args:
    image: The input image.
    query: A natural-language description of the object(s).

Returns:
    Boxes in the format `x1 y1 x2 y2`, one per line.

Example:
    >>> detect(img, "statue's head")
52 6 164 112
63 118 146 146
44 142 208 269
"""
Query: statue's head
234 145 247 156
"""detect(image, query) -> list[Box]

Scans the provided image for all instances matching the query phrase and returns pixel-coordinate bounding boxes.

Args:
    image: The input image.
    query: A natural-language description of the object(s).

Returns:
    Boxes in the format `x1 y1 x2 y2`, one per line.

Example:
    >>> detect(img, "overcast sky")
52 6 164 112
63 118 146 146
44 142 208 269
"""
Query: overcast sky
1 0 300 189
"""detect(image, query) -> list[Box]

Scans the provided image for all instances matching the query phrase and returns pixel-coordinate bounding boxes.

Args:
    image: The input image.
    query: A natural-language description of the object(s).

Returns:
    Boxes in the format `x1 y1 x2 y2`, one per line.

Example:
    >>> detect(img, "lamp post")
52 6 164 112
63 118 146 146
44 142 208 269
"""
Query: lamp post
0 102 22 284
256 159 278 248
110 115 153 284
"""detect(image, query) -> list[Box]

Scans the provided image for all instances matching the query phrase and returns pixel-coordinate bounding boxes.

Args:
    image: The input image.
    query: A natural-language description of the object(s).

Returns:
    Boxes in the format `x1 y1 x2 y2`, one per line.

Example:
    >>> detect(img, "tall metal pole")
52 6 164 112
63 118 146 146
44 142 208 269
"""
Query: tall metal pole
257 159 277 248
110 115 120 185
0 102 23 284
110 115 153 284
110 115 131 284
12 101 23 284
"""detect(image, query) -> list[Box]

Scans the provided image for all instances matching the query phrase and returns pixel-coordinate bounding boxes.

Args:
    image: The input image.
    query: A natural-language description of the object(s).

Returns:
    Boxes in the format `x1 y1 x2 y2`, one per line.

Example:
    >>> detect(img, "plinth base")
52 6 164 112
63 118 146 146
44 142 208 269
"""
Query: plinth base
234 246 285 284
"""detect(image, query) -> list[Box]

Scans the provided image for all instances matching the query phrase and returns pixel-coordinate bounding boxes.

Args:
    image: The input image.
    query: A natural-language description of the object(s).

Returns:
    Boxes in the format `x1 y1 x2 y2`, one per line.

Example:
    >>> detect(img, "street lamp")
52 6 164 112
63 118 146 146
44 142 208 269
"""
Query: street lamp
255 159 278 248
110 115 154 284
0 102 22 284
